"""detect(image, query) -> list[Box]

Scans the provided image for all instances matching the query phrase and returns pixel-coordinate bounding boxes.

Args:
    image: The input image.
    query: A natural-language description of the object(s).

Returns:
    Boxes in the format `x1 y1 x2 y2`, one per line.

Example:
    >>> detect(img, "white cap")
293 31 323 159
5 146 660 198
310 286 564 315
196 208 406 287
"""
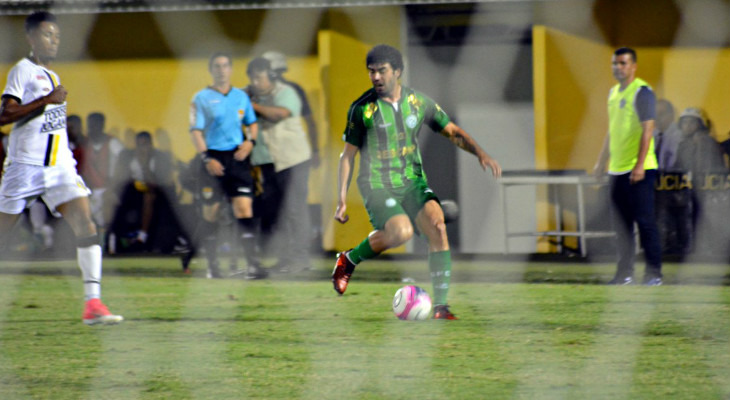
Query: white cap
262 51 287 72
679 107 709 128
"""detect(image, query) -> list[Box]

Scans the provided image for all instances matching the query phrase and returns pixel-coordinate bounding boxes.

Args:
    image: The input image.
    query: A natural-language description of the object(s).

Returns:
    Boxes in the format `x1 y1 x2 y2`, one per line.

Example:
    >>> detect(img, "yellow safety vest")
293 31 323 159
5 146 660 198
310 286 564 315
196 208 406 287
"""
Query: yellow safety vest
607 77 658 173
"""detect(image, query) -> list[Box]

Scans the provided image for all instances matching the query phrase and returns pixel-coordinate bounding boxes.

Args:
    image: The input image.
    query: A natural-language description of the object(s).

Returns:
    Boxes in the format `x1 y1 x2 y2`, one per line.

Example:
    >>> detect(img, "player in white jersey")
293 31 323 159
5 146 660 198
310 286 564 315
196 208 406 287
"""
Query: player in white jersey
0 11 122 325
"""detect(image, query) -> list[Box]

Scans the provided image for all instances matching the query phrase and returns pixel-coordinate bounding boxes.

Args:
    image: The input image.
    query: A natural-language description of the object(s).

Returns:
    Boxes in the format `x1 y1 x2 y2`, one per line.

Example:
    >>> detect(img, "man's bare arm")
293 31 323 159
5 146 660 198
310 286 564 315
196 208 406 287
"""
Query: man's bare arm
440 121 501 177
0 85 67 126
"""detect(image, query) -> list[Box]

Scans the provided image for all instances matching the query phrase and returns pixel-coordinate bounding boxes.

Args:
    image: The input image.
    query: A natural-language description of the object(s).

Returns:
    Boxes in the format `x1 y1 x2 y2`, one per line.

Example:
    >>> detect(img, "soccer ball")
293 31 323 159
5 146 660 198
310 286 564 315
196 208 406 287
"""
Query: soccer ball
392 285 432 321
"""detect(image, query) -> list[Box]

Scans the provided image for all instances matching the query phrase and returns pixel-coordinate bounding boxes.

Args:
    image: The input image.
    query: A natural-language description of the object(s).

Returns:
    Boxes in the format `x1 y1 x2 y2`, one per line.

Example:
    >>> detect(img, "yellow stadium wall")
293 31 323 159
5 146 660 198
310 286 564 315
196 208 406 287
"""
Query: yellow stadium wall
532 26 615 251
318 7 404 252
534 25 730 252
0 6 402 252
0 57 325 202
661 49 730 143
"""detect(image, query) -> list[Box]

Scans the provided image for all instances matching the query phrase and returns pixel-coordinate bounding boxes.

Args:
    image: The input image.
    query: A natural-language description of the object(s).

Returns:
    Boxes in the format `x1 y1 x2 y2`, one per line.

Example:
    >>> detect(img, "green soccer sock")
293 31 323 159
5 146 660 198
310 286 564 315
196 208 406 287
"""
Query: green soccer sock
347 237 379 265
429 250 452 305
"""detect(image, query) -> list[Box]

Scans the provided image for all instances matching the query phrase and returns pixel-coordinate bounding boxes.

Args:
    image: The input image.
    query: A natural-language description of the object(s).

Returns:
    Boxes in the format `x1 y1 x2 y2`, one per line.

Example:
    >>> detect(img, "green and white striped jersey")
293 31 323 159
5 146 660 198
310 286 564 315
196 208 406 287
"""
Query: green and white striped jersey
344 86 450 190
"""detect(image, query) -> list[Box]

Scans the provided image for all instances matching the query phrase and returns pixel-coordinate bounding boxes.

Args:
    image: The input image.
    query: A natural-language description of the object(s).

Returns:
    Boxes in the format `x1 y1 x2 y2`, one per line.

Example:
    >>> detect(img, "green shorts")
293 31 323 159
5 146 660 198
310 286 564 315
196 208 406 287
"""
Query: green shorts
359 179 439 231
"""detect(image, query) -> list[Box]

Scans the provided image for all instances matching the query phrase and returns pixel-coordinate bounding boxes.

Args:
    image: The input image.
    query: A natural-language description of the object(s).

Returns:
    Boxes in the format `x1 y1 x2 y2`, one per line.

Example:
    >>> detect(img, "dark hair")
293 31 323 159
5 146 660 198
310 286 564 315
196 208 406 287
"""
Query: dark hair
614 47 637 62
656 99 674 117
208 52 232 70
25 11 57 33
67 114 81 124
136 131 152 141
366 44 404 72
246 57 272 77
87 112 105 124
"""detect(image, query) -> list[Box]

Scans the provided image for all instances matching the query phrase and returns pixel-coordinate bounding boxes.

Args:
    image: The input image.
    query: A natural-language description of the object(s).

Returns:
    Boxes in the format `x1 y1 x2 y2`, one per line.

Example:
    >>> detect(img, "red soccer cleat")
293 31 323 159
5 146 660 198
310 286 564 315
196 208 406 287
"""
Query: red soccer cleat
432 304 458 320
332 250 356 295
83 298 124 326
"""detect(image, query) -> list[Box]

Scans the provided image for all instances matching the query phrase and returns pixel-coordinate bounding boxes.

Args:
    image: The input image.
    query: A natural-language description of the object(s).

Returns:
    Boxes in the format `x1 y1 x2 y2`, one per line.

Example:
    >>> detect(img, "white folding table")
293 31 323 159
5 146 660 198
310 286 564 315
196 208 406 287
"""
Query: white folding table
499 171 614 257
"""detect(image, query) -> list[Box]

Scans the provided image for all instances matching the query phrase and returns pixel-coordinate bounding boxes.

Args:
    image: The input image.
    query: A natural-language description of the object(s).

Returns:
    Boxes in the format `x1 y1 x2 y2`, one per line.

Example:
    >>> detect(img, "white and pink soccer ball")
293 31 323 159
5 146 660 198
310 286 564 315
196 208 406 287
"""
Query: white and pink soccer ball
392 285 432 320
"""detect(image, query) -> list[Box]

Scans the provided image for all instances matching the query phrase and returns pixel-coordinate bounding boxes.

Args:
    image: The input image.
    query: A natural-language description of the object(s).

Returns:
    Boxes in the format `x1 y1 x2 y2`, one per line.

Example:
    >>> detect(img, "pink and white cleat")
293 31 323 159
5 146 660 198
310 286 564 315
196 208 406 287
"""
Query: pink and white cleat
83 298 124 326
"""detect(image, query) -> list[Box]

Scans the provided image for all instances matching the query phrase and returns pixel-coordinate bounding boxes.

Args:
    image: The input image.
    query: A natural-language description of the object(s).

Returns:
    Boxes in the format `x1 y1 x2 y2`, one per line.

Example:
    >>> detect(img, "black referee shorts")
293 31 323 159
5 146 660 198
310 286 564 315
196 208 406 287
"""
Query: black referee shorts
198 149 254 204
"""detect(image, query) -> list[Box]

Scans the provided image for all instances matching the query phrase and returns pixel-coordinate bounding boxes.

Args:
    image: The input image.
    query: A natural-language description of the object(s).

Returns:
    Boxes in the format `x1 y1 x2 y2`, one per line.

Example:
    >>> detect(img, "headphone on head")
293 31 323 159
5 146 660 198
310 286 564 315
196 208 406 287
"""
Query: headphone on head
266 65 277 81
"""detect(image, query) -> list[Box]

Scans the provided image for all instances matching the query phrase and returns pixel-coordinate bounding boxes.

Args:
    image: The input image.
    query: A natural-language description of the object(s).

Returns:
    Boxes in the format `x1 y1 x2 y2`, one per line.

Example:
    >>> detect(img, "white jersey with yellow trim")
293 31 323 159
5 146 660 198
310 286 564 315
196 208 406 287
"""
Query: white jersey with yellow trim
2 58 73 168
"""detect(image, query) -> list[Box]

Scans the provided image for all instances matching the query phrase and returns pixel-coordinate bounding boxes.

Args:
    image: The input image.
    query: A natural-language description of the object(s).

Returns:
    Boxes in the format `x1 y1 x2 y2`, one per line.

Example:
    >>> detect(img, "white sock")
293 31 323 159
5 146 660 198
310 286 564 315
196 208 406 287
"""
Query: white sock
77 245 102 301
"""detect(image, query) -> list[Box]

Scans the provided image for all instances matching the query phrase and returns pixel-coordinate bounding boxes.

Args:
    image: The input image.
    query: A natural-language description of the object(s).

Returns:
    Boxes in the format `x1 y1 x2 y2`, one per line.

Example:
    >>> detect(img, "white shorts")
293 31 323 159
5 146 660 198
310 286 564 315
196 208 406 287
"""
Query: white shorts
0 161 91 215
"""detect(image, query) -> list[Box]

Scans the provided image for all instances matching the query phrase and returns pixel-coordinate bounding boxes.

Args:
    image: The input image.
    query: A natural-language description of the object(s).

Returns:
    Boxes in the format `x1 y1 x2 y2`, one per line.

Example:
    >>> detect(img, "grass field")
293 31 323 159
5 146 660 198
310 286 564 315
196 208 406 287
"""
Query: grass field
0 255 729 399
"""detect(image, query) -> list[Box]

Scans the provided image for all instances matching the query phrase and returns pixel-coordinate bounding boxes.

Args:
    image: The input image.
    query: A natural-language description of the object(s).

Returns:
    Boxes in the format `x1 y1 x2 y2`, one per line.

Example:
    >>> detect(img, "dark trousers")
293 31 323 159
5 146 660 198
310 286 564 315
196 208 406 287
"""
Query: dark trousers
275 161 311 265
610 170 662 278
254 163 282 254
655 190 693 255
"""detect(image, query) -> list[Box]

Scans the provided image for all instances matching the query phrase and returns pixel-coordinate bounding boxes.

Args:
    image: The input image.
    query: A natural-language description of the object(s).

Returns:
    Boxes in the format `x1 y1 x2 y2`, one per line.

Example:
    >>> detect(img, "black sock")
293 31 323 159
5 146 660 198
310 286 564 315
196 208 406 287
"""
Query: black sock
237 217 259 267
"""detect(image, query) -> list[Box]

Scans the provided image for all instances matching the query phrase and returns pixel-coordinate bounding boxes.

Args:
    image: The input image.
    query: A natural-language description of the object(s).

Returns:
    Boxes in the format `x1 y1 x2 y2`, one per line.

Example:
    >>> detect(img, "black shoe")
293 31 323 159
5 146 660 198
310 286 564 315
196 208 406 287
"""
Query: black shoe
607 276 633 285
643 276 663 286
180 248 196 272
245 263 269 280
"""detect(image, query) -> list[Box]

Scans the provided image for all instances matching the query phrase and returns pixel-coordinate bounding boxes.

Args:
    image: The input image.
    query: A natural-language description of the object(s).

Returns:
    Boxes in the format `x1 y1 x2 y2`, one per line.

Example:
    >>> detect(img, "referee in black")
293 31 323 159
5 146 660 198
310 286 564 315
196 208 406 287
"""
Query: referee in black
189 52 267 279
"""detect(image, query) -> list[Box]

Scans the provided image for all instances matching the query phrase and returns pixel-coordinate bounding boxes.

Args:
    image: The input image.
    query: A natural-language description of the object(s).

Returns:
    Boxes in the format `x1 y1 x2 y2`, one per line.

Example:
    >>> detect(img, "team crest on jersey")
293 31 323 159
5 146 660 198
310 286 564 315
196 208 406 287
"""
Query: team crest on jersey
619 98 626 109
405 114 418 129
36 75 47 81
238 109 244 118
202 187 214 200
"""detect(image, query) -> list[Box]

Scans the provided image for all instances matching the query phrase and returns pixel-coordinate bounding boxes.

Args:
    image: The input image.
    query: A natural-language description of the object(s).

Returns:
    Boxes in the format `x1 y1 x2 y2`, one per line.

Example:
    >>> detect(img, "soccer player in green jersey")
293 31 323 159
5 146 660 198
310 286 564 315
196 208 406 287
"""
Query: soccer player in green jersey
332 44 502 319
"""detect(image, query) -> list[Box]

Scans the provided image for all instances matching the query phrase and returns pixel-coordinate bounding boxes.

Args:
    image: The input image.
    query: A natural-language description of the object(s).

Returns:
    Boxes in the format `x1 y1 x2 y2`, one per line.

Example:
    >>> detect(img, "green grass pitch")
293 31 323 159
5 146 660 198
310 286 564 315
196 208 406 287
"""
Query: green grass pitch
0 256 729 399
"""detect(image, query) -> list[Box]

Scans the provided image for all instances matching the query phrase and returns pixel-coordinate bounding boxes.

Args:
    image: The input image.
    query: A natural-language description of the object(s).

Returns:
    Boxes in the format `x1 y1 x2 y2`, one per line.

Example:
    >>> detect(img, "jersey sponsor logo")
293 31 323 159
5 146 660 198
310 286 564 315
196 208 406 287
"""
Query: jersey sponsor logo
378 122 392 128
375 144 416 160
40 105 66 133
237 187 252 194
405 114 418 129
76 176 90 192
407 93 422 109
364 102 378 120
377 148 398 160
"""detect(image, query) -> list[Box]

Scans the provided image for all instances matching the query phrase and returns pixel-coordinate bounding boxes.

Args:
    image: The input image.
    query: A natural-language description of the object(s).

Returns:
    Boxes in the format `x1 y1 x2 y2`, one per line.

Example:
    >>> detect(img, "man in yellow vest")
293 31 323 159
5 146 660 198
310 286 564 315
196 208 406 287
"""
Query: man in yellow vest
594 47 663 286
